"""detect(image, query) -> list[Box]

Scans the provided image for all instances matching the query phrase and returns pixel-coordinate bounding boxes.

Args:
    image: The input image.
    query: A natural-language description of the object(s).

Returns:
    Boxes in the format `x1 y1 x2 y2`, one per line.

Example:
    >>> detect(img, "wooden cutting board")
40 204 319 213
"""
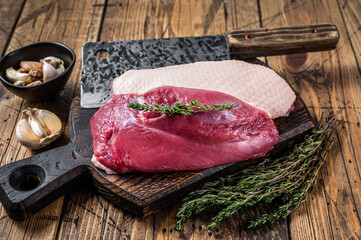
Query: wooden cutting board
0 91 313 220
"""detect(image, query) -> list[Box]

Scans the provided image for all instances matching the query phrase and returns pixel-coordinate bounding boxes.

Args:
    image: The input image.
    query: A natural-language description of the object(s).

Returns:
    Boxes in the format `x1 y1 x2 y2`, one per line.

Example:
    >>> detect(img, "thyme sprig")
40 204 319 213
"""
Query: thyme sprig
174 113 338 231
128 99 237 116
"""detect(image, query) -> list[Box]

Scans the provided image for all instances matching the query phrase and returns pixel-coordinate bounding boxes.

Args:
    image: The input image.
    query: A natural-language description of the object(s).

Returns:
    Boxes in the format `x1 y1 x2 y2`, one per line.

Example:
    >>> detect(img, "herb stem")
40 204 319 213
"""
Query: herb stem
174 112 338 231
128 99 238 116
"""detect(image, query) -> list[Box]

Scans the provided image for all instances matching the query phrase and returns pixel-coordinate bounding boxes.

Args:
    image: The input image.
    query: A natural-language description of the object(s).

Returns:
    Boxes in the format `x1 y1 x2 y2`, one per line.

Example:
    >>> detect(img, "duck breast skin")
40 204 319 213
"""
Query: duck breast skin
111 60 295 119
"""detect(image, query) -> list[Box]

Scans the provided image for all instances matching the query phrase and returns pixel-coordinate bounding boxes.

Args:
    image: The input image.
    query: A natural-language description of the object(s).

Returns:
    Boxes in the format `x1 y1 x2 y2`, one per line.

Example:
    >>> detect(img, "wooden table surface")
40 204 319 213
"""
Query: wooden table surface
0 0 360 239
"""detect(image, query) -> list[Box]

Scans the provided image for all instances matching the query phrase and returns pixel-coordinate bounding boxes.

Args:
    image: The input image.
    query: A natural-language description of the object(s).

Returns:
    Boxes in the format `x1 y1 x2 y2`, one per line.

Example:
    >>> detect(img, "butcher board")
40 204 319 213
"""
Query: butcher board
0 38 314 221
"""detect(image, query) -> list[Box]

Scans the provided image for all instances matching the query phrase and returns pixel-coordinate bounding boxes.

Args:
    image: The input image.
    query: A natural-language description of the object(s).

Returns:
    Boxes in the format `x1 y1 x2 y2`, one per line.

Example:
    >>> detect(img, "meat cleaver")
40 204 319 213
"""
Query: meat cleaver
81 23 339 108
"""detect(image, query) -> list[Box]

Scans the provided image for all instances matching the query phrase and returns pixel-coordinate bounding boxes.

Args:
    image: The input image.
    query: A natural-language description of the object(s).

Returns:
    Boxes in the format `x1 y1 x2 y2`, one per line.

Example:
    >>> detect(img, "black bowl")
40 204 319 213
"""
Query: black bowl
0 42 76 101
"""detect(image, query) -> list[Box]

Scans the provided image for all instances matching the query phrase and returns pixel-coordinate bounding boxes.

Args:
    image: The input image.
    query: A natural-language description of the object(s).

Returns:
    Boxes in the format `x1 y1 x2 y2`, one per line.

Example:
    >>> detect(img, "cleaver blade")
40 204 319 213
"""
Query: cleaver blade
81 24 339 108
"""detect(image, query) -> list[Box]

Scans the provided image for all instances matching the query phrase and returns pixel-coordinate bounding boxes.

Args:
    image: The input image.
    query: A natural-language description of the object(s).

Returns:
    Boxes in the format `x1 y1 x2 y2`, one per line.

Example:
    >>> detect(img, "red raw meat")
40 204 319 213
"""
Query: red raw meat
90 86 279 174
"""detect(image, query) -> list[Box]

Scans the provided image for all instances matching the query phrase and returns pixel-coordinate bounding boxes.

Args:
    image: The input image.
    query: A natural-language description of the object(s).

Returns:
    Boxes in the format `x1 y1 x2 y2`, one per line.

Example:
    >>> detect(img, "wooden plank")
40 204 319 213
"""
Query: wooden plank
259 0 361 239
0 0 25 55
0 0 105 239
57 0 289 240
0 7 26 234
337 0 361 71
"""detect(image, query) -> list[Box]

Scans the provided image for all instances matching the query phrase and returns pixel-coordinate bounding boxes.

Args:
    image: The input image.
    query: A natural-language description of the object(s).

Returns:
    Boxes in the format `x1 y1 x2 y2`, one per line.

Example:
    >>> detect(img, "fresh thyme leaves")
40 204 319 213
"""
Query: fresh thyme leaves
128 99 238 116
174 112 338 231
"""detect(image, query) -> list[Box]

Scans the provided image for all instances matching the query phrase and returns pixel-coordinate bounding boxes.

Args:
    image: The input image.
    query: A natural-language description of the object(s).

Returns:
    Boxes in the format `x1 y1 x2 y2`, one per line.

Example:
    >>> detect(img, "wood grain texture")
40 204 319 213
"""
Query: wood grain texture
338 0 361 71
259 0 361 239
0 0 360 239
0 0 105 239
0 0 25 56
226 23 339 57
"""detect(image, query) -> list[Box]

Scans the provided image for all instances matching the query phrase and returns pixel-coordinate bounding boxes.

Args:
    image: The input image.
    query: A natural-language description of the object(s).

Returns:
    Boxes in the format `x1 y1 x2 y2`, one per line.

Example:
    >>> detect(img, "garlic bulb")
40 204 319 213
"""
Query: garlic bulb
16 108 62 150
41 56 65 81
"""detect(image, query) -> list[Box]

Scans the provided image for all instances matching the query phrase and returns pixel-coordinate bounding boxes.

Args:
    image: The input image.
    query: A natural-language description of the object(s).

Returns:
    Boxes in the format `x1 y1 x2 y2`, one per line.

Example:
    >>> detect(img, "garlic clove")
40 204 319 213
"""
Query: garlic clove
39 133 61 147
16 108 62 150
16 118 42 150
14 80 25 86
24 76 34 85
28 115 48 138
6 68 32 83
19 61 43 73
28 69 42 78
56 64 65 75
26 80 42 87
42 61 59 81
41 56 64 66
49 60 61 69
35 109 62 134
41 56 65 81
18 68 28 73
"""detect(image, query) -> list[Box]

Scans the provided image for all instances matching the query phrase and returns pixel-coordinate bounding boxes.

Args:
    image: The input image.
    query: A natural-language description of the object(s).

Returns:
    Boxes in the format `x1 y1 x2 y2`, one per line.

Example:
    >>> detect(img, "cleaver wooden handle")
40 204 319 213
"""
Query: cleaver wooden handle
225 24 339 58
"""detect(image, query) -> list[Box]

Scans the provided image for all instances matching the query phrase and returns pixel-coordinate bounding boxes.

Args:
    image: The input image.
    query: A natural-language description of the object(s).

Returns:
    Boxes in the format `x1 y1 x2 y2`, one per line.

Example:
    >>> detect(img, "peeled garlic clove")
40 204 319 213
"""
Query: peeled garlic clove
16 108 62 150
19 61 43 73
42 61 59 81
6 68 32 83
18 68 28 73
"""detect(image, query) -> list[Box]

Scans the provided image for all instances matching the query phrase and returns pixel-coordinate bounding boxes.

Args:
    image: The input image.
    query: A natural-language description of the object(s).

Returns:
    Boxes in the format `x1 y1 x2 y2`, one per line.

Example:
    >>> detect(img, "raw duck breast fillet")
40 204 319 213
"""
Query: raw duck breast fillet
91 86 279 174
112 60 296 119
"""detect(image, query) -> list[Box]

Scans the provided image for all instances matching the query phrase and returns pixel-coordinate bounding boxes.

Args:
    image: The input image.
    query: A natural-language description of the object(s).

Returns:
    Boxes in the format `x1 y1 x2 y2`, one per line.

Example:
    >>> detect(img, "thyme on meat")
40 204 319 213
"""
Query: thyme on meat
174 112 338 231
128 99 238 116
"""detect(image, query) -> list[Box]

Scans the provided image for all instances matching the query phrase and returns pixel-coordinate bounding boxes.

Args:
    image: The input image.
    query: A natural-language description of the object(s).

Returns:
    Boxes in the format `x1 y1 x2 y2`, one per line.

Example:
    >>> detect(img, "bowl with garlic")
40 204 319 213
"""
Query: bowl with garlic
0 42 75 101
